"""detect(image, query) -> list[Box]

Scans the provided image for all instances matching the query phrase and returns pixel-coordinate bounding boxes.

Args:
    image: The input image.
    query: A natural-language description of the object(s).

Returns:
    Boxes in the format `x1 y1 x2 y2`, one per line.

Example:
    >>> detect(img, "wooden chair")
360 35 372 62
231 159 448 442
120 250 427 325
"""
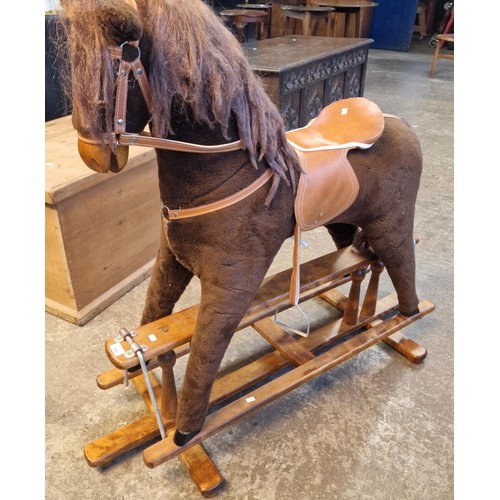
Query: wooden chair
220 8 270 42
413 1 428 37
236 2 273 39
280 5 335 36
429 33 454 77
312 1 379 38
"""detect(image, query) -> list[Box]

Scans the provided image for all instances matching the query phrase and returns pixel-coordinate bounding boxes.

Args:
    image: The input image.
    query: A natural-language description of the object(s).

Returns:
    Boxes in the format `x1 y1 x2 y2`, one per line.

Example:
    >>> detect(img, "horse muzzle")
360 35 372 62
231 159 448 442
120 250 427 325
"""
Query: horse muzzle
77 137 129 173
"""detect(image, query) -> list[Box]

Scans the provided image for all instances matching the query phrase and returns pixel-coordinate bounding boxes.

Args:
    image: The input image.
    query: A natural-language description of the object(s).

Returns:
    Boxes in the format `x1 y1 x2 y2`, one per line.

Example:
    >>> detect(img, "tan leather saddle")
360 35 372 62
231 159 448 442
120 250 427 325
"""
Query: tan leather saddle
282 97 385 317
286 97 385 231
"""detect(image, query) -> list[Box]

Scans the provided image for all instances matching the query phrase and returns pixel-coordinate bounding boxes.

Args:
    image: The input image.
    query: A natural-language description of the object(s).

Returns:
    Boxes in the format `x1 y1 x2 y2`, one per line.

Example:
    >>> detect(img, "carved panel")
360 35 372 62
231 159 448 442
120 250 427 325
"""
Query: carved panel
344 65 362 98
248 39 371 130
325 74 344 105
301 82 325 123
280 48 368 96
281 91 301 131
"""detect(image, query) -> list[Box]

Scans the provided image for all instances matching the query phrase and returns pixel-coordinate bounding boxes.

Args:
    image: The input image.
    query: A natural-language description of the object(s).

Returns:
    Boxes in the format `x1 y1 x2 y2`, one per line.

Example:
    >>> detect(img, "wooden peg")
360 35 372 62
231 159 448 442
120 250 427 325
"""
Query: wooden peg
359 261 385 321
157 351 178 422
340 268 366 331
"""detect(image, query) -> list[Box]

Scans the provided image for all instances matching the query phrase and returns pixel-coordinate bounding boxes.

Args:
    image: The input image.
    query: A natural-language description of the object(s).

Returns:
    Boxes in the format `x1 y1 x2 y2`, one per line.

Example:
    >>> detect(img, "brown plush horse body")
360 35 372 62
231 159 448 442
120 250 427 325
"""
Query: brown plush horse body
60 0 422 445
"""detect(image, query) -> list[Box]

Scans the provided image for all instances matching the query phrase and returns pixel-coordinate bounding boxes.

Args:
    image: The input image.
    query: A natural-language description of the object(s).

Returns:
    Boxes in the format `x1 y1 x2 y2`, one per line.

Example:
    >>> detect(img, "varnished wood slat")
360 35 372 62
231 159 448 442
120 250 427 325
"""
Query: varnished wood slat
84 414 165 468
177 443 225 498
319 288 349 310
131 373 162 415
105 306 199 369
382 330 427 363
143 300 435 467
96 344 190 390
210 293 400 407
322 287 428 363
252 317 315 365
105 247 374 370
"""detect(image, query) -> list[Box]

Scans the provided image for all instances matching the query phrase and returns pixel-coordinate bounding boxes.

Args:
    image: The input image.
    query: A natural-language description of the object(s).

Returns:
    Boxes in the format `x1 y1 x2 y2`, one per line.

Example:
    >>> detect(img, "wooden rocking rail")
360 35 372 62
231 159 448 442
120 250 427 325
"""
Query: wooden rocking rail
84 245 434 497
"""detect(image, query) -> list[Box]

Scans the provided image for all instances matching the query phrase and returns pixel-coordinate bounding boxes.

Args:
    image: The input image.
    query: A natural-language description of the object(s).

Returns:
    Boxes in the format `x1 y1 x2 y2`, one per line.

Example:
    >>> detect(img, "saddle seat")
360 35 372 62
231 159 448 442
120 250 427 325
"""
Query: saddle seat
286 97 385 231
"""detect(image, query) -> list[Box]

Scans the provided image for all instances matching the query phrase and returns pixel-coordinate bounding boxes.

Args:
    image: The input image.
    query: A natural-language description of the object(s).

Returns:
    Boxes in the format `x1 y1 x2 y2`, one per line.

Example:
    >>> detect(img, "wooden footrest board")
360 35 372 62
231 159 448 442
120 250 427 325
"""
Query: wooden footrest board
104 247 373 370
143 299 434 468
252 317 315 366
178 444 225 497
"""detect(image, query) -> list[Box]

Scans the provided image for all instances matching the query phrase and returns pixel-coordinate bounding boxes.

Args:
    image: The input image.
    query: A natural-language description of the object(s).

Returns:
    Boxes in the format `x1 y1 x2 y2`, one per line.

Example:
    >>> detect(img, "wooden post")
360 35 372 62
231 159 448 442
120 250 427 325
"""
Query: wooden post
157 351 178 422
340 268 366 331
359 261 385 321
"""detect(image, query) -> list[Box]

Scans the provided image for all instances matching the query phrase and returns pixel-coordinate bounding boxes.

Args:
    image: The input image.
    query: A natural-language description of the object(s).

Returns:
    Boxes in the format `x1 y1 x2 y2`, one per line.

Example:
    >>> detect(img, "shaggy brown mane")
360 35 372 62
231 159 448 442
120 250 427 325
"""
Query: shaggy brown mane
60 0 298 194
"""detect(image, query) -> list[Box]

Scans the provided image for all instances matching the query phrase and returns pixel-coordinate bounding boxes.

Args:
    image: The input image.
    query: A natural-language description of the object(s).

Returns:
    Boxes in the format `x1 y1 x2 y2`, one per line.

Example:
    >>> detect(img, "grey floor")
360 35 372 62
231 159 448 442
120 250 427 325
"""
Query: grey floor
45 37 454 499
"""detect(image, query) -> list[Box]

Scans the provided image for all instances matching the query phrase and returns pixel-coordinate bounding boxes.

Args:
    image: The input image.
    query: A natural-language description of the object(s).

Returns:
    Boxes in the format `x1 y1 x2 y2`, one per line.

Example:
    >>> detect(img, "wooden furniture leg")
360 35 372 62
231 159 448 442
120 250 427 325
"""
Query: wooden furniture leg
303 11 311 35
157 351 177 422
429 34 454 77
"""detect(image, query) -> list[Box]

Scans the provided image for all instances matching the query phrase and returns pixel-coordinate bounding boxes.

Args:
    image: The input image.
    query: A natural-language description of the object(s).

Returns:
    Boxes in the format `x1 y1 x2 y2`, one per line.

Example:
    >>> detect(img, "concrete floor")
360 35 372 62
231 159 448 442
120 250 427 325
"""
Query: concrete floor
45 37 454 499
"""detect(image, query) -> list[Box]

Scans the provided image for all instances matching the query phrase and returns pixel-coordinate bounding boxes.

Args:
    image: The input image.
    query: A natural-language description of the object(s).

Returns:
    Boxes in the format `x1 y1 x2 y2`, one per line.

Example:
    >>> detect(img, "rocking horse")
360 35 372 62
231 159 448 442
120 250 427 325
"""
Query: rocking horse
59 0 434 495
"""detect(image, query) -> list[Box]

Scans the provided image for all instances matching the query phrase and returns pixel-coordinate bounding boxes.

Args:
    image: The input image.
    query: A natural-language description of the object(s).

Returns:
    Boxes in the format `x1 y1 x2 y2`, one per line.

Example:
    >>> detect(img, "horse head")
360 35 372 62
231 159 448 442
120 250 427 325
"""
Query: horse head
60 0 151 173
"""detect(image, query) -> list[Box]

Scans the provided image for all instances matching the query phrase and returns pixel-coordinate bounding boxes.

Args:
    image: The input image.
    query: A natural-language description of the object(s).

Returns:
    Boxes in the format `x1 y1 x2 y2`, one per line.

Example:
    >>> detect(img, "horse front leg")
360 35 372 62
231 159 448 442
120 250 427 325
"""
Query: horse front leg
173 264 271 445
141 228 194 325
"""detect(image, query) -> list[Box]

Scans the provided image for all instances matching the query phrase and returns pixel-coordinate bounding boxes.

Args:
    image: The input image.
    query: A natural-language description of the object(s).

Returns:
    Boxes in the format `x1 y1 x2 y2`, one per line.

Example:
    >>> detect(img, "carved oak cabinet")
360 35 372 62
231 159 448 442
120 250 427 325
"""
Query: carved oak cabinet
243 35 372 130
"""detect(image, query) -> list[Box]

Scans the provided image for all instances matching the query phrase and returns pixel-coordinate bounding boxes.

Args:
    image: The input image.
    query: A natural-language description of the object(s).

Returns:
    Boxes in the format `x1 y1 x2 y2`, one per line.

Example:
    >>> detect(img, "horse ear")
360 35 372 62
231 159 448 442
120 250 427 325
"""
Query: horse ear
95 0 143 44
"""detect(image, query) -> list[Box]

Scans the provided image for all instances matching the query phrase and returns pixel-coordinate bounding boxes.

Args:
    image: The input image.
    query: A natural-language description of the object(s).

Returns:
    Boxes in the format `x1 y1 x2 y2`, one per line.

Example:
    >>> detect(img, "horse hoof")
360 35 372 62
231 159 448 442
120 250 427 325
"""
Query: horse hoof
173 429 201 446
401 307 420 317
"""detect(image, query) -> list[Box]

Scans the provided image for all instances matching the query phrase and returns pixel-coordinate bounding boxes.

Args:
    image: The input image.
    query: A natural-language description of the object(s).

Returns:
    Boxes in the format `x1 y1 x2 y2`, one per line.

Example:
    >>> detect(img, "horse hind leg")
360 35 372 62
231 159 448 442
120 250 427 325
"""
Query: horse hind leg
362 221 420 317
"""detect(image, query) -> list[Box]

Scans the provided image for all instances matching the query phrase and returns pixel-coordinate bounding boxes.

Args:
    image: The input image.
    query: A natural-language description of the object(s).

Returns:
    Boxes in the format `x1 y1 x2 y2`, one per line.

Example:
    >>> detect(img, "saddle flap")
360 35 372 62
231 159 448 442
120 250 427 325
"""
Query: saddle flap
286 97 384 151
293 148 359 230
288 97 385 231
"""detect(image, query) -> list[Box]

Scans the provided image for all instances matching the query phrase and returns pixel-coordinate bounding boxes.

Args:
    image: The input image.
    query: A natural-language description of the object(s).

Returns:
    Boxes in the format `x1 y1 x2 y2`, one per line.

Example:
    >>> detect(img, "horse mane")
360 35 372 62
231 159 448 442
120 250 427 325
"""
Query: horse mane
60 0 298 197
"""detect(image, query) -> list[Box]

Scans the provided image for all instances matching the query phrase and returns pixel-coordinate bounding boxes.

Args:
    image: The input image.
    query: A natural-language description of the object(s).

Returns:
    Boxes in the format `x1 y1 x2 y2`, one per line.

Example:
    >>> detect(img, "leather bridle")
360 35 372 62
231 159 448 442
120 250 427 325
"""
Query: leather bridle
77 40 245 155
77 39 273 220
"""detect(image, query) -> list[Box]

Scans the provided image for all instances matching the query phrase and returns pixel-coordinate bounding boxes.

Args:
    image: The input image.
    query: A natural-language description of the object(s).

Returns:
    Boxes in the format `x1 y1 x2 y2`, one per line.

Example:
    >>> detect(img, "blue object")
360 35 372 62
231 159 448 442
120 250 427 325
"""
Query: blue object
369 0 419 51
